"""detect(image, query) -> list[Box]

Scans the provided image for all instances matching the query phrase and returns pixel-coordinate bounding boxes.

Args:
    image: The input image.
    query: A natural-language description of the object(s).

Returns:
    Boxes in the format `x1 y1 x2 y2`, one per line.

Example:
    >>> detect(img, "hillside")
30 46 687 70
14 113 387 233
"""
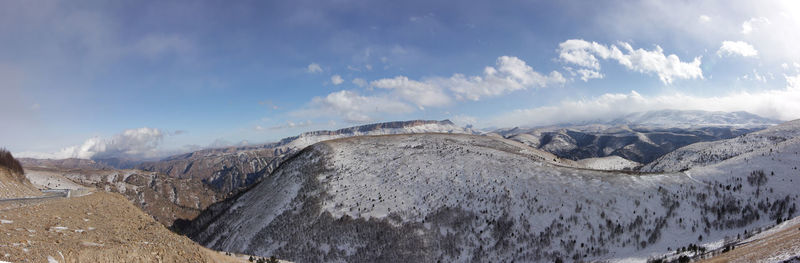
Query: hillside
23 167 223 226
493 110 775 164
182 133 799 262
641 119 800 172
498 124 766 165
700 215 800 262
0 149 40 199
135 120 471 194
0 191 245 262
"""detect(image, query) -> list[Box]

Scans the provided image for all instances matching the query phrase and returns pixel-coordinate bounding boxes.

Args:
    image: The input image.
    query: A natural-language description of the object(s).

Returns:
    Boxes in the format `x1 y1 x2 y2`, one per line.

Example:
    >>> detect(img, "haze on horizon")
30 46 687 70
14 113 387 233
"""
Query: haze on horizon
2 0 800 160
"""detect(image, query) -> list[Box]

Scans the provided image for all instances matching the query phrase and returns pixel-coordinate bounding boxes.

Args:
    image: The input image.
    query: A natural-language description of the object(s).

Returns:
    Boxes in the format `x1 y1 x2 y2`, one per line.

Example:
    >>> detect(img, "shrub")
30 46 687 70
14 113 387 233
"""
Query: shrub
0 148 24 175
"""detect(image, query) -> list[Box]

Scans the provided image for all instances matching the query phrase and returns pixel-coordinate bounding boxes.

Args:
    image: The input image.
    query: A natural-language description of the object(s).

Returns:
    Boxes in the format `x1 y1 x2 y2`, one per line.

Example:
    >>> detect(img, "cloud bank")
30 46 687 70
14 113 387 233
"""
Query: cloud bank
488 75 800 127
16 128 165 160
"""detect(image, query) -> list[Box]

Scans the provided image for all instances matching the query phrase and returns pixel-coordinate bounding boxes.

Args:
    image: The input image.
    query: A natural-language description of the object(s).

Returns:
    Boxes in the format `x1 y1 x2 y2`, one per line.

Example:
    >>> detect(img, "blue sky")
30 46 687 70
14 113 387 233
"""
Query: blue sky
2 0 800 159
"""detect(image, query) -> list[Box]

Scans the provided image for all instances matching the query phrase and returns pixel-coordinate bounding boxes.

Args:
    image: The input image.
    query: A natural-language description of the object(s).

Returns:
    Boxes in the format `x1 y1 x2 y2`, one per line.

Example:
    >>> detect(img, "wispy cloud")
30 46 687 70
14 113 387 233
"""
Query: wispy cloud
741 17 770 34
307 63 323 73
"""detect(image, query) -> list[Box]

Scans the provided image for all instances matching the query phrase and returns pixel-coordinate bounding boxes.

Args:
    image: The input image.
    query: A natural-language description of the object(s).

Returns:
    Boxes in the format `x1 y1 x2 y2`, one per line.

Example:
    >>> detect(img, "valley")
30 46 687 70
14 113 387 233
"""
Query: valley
6 111 800 262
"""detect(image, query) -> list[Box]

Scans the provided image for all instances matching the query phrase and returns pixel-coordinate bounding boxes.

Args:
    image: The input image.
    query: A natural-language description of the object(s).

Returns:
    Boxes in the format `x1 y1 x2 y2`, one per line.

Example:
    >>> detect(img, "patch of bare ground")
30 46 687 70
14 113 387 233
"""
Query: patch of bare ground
0 167 41 199
0 191 247 263
701 218 800 263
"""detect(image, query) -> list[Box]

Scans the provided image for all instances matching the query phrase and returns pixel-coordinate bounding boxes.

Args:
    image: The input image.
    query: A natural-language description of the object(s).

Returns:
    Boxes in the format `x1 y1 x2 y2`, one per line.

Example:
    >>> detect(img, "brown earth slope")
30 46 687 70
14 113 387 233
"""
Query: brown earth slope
0 166 40 199
0 191 245 263
24 167 222 227
701 216 800 262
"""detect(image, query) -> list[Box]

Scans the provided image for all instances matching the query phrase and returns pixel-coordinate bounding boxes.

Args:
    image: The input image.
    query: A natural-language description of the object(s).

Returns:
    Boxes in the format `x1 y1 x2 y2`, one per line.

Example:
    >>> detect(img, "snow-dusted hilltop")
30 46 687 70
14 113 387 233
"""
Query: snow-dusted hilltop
183 132 799 262
577 156 641 170
274 119 472 150
641 119 800 172
136 120 471 193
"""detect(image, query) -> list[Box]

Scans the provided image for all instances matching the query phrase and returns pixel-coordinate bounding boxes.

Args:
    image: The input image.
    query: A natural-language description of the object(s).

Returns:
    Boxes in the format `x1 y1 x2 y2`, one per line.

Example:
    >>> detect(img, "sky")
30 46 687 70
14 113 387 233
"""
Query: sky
2 0 800 160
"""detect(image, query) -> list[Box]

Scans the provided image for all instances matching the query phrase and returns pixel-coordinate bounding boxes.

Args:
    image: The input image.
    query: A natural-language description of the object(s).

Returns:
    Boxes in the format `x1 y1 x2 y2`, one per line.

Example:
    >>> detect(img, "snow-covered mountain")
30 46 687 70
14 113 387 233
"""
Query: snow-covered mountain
641 119 800 172
136 120 472 193
496 125 763 164
182 130 799 262
492 110 777 165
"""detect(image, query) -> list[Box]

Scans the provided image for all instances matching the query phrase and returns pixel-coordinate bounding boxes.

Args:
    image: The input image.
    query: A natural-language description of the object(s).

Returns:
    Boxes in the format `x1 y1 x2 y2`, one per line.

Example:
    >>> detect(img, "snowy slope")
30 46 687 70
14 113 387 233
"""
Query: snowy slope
577 156 641 170
186 133 800 262
641 120 800 172
134 120 472 193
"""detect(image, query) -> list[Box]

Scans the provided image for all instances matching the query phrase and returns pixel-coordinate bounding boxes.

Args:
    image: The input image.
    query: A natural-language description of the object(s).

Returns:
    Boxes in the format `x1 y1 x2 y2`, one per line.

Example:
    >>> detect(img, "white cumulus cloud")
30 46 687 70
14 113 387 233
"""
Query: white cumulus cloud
577 69 604 82
428 56 565 101
717 41 758 57
698 15 711 22
558 39 703 84
292 90 414 123
371 76 451 108
331 74 344 85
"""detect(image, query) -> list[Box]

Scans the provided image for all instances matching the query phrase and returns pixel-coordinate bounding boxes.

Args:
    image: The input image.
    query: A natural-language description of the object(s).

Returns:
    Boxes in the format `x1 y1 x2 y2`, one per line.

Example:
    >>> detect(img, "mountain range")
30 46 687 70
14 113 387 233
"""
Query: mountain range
179 120 800 262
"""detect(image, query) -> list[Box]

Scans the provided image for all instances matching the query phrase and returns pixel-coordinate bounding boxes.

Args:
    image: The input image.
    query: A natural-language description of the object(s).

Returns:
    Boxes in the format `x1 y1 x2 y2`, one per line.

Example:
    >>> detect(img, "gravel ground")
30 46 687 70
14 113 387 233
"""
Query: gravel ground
0 191 248 263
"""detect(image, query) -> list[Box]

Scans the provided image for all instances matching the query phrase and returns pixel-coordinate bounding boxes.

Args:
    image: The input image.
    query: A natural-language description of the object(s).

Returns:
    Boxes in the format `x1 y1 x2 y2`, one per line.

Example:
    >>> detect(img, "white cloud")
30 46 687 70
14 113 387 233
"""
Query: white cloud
269 120 314 130
331 74 344 85
699 15 711 22
717 41 758 57
16 127 165 160
577 69 604 82
787 73 800 89
371 76 451 108
741 69 767 83
489 82 800 128
430 56 565 101
352 78 367 87
292 90 414 123
742 17 770 34
558 39 703 84
307 63 323 73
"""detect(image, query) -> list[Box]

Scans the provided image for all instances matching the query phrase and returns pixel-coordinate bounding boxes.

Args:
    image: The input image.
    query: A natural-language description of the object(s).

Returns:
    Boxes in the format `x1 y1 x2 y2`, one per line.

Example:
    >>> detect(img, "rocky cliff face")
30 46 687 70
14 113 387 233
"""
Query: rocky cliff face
23 166 223 226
